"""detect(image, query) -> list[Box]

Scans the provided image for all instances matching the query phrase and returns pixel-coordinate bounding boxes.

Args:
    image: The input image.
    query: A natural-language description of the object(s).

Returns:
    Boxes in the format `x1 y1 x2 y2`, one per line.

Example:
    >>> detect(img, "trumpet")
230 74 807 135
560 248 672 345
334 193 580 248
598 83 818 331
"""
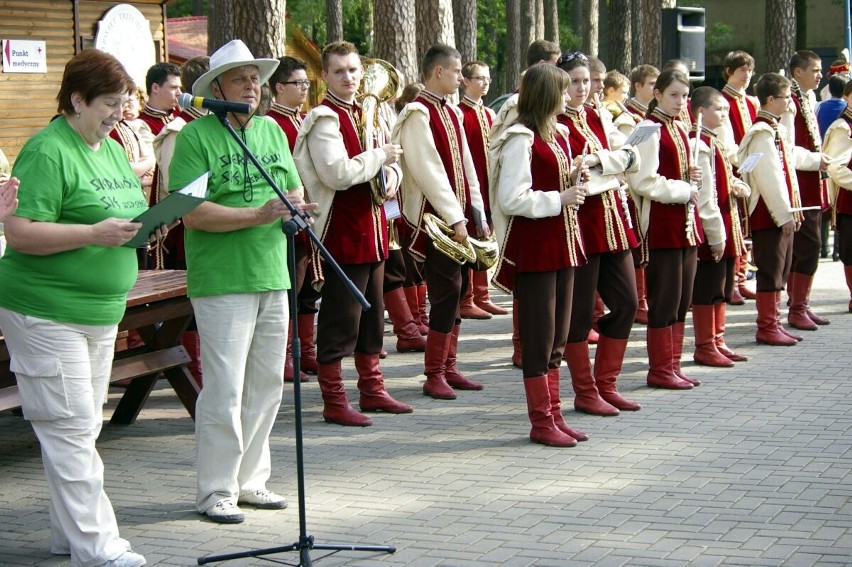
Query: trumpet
423 213 498 271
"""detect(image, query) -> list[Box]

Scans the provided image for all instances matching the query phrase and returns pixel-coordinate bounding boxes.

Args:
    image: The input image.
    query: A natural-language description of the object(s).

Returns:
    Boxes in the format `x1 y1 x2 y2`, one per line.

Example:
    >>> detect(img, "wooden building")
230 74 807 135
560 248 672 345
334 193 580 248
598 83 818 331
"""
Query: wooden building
0 0 169 163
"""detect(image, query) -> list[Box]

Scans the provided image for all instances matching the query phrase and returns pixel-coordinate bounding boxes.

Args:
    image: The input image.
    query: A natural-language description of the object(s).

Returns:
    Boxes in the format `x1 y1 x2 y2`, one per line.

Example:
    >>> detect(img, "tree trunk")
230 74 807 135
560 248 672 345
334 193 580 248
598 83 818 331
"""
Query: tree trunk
207 0 234 54
374 0 419 85
609 0 631 72
639 0 661 68
581 0 599 58
416 0 456 65
544 0 559 45
327 0 343 43
233 0 286 58
535 0 544 40
631 0 642 68
453 0 477 64
505 0 521 91
520 0 535 54
766 0 796 74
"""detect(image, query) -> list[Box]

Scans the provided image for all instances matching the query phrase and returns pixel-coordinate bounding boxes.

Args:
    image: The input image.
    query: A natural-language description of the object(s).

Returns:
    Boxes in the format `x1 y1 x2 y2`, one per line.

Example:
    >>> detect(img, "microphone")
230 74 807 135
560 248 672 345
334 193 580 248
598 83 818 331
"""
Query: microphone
177 93 251 115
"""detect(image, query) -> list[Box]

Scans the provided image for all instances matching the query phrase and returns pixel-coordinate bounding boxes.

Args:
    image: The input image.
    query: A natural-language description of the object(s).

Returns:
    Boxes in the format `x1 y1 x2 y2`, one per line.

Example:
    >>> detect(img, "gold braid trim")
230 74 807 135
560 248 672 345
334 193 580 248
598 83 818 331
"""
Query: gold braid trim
791 79 822 149
654 108 699 246
550 135 584 265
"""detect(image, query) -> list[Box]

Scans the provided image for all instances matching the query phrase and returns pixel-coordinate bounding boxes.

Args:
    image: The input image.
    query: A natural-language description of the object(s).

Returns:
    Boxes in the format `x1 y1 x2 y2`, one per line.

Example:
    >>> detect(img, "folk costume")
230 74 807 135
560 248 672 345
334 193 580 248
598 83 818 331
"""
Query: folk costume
626 107 703 390
821 106 852 312
738 110 815 346
615 97 652 324
294 91 411 426
137 103 177 269
393 89 489 400
557 105 642 415
267 102 322 380
490 121 587 447
782 80 831 329
721 83 760 303
458 95 507 318
690 125 749 366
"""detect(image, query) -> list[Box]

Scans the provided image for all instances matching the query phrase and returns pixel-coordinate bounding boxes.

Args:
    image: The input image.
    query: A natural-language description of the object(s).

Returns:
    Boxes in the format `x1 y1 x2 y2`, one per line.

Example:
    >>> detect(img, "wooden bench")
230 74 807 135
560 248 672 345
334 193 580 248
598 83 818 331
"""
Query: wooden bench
0 270 200 424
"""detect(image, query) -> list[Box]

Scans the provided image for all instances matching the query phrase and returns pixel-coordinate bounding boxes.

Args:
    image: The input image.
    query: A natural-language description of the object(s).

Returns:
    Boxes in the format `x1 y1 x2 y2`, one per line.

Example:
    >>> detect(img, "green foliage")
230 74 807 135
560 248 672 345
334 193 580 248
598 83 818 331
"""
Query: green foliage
168 0 208 17
477 0 507 93
706 21 734 53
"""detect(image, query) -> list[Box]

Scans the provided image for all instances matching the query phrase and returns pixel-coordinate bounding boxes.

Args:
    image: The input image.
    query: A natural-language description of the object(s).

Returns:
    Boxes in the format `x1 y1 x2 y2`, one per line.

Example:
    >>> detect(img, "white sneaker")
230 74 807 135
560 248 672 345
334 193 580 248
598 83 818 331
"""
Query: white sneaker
238 488 288 509
101 550 147 567
204 497 245 523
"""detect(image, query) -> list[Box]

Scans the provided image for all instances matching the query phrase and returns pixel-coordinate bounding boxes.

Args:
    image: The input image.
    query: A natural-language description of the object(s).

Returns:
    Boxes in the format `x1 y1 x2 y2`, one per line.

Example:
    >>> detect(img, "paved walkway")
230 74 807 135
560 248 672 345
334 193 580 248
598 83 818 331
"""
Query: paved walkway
1 258 850 566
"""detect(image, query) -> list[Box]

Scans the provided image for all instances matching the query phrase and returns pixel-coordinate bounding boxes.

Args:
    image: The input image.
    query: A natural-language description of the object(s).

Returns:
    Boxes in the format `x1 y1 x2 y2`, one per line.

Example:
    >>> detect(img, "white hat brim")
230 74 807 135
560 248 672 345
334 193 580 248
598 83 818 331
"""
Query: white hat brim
192 58 279 99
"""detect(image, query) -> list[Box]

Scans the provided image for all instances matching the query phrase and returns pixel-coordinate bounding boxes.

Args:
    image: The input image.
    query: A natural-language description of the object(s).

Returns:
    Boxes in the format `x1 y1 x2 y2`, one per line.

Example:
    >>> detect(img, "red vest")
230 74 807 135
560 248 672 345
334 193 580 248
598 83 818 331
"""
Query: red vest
722 85 757 145
691 130 745 261
267 103 303 152
458 97 493 214
408 91 477 257
749 114 800 231
791 90 828 208
138 106 175 208
625 99 648 121
318 95 388 264
494 133 585 292
557 109 637 255
647 110 703 249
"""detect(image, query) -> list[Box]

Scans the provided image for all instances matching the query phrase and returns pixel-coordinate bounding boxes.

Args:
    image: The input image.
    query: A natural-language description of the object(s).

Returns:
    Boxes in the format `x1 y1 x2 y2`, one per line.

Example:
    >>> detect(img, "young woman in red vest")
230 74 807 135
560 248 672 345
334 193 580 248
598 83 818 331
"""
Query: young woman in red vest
626 69 702 390
555 52 642 416
490 64 588 447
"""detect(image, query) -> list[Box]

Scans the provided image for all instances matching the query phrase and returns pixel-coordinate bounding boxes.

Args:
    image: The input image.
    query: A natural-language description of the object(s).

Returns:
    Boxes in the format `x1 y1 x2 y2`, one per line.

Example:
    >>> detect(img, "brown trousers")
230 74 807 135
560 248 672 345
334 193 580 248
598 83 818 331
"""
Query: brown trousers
567 250 638 341
293 241 321 314
424 240 469 333
791 208 822 276
752 226 794 292
515 269 574 378
836 214 852 266
692 256 736 305
316 261 385 363
646 247 698 328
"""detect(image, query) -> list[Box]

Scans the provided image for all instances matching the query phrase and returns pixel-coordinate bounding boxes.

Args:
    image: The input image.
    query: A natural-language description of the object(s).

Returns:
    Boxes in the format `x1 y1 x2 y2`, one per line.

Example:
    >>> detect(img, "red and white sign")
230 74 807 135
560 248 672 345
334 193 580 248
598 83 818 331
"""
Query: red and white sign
2 39 47 74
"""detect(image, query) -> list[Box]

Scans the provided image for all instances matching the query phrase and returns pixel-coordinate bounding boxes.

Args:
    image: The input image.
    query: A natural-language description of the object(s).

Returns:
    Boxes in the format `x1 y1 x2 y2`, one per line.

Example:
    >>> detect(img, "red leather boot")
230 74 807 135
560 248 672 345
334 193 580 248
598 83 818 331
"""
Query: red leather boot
672 322 701 385
472 269 508 315
775 291 803 341
691 304 734 367
713 302 747 361
297 313 319 374
524 375 577 447
646 326 693 389
422 329 455 399
404 285 428 335
284 322 309 383
180 330 204 388
445 324 483 390
565 340 619 415
317 360 372 426
546 368 588 441
417 284 430 330
594 335 641 411
355 353 413 413
459 270 491 319
801 273 830 325
383 288 427 352
755 291 798 346
634 268 649 324
787 272 818 330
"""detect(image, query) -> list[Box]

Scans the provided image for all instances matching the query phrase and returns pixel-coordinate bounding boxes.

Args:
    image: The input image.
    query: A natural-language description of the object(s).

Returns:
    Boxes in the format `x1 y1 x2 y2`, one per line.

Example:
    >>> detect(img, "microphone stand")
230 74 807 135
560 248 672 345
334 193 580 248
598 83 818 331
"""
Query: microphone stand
197 110 395 566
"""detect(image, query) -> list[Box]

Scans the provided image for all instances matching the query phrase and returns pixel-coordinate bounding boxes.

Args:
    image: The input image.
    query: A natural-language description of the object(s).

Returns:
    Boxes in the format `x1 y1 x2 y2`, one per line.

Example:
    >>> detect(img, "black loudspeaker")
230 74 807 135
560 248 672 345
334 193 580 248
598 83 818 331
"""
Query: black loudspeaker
661 7 706 81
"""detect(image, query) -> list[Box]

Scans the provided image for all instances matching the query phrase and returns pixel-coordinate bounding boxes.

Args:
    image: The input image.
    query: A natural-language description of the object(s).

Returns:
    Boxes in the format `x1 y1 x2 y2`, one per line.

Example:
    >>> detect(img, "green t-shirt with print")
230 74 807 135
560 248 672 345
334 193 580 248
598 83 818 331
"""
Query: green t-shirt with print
0 117 149 325
169 115 301 297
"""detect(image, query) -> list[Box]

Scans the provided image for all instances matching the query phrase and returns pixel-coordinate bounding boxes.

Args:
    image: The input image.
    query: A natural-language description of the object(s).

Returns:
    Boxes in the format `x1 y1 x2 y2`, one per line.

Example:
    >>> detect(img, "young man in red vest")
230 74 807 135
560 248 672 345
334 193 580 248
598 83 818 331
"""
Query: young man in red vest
458 60 507 319
393 44 490 400
294 41 411 426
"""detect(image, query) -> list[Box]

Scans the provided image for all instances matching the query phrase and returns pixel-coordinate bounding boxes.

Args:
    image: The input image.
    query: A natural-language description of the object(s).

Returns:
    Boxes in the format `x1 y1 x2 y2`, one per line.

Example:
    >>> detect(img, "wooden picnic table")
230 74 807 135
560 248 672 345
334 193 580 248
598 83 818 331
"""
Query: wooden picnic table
0 270 200 425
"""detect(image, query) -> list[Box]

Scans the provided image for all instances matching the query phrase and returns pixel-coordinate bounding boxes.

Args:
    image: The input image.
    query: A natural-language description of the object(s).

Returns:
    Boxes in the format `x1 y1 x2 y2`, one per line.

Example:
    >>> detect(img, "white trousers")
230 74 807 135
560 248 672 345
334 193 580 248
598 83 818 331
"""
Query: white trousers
0 308 131 567
191 291 288 513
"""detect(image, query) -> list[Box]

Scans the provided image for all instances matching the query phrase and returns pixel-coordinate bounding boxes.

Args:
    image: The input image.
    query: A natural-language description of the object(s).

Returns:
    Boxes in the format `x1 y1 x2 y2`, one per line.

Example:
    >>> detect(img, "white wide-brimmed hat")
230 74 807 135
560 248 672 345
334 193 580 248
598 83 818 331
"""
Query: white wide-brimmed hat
192 39 279 99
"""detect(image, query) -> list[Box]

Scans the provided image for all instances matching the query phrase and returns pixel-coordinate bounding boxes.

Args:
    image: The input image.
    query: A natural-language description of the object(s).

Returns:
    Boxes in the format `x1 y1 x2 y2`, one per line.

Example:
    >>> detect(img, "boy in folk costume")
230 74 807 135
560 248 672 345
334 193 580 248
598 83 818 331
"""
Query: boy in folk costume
823 80 852 312
720 50 759 304
689 87 749 366
738 73 819 346
393 44 490 400
458 60 507 319
294 41 411 426
782 50 831 330
615 64 660 326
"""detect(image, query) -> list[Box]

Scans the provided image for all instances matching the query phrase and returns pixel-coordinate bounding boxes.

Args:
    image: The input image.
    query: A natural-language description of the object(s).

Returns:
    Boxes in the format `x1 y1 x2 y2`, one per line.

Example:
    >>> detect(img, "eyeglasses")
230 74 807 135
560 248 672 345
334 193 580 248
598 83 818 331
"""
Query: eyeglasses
470 76 492 83
282 80 311 88
558 51 589 67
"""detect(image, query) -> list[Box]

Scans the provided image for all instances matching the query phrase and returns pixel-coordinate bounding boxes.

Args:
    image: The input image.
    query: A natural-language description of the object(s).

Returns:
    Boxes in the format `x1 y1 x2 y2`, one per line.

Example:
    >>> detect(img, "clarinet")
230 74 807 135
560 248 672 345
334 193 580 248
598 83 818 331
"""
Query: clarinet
686 111 703 244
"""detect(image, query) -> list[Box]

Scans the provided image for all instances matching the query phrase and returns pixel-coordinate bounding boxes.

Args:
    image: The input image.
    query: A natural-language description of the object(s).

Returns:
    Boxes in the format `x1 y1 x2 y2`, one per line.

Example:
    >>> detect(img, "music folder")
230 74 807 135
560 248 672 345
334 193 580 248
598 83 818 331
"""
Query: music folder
123 172 209 248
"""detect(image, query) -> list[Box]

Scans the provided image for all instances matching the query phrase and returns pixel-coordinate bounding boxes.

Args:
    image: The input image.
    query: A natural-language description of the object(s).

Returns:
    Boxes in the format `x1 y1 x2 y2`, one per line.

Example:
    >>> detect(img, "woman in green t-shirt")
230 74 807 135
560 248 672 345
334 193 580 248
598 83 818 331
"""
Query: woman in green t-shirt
0 50 165 567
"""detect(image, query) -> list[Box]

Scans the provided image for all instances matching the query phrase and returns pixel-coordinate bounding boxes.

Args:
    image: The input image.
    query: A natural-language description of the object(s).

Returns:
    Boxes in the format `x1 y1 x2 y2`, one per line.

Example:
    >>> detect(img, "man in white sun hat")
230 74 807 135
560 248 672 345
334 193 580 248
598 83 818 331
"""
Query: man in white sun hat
169 39 316 524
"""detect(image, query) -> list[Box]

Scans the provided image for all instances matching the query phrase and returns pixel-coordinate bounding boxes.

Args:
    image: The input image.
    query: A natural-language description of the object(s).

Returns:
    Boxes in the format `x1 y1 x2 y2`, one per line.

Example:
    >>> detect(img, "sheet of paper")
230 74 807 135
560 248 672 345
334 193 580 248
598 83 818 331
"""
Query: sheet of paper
383 197 401 220
738 153 763 174
623 123 661 147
